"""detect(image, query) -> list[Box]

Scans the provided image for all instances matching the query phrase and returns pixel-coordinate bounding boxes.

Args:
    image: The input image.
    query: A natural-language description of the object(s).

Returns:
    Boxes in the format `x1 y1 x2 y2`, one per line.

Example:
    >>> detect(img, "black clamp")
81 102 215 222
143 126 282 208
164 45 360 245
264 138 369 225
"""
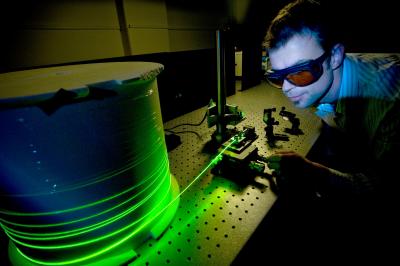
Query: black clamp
279 107 303 135
263 108 289 146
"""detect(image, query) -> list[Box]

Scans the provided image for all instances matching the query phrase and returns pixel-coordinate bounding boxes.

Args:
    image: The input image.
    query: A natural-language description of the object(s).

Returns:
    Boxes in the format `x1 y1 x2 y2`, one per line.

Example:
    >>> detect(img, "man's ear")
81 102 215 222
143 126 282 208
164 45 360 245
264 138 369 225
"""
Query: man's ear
330 43 345 70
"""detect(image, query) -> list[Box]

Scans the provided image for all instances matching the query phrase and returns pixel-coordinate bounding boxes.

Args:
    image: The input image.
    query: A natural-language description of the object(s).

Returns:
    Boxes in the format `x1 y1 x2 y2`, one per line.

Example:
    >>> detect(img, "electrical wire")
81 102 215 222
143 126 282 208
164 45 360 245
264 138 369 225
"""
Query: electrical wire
164 129 202 140
164 109 208 131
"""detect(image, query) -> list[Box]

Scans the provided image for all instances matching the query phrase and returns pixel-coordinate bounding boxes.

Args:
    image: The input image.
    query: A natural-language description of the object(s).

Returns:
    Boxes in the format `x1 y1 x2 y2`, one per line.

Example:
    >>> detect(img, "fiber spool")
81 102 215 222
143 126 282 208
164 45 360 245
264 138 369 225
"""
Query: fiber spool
0 62 180 265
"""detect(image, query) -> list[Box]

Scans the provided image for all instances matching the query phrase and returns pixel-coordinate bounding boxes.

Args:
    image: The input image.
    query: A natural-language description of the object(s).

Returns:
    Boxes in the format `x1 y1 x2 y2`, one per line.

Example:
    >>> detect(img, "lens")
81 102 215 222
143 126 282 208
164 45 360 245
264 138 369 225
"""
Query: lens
286 70 316 86
266 52 328 87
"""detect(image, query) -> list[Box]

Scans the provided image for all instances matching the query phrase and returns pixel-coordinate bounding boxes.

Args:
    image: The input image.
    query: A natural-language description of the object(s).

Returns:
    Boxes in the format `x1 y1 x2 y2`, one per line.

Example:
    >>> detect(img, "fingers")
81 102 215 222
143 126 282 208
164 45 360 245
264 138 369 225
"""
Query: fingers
265 153 284 176
265 154 281 163
265 150 294 166
265 155 280 172
271 150 297 155
266 161 280 171
265 150 297 161
265 150 302 175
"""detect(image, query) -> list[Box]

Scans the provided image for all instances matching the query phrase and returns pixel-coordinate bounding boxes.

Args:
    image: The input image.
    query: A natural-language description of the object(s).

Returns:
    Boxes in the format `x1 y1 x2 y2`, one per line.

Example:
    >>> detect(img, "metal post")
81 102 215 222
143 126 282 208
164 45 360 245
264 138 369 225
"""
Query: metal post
216 29 226 143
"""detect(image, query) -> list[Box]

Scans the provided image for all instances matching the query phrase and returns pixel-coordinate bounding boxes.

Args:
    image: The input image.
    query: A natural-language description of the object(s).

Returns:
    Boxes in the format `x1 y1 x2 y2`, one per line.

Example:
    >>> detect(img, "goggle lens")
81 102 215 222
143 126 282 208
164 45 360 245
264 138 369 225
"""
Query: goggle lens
267 69 318 88
287 70 317 86
266 52 328 88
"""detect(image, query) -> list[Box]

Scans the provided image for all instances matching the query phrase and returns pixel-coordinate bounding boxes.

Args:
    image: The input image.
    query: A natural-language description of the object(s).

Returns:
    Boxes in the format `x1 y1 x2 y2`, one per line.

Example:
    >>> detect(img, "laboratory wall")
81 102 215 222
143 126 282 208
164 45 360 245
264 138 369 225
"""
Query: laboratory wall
1 0 228 71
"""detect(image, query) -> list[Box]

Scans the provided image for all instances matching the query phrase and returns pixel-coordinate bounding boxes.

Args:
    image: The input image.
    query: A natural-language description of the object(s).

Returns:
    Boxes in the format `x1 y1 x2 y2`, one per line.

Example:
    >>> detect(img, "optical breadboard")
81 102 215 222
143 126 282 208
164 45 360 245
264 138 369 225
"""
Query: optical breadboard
129 81 322 265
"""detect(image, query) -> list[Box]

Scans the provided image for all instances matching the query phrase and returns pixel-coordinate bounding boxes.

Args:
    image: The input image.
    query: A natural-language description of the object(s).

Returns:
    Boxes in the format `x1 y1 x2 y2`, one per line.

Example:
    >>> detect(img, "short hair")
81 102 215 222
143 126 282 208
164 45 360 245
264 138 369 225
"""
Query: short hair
264 0 339 52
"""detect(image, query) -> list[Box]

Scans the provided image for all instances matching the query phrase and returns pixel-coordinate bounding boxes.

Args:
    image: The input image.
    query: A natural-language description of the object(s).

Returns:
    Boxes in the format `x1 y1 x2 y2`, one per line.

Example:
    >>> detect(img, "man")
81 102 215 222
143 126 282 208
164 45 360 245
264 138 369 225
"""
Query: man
262 0 399 262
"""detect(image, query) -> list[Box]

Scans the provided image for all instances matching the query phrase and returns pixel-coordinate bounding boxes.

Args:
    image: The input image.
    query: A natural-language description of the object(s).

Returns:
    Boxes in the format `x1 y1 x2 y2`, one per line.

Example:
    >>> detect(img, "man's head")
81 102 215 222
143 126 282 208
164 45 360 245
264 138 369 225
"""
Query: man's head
264 0 336 52
264 0 345 108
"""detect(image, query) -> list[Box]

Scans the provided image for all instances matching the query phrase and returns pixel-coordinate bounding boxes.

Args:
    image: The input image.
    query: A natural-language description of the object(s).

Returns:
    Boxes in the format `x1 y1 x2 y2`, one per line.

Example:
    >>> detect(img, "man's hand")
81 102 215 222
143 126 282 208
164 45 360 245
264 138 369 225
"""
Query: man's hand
266 151 328 193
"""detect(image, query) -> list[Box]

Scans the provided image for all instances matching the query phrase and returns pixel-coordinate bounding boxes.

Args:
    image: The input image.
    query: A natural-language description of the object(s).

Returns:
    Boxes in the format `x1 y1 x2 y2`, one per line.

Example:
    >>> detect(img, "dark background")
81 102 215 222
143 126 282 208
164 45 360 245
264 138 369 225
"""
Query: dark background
1 1 400 264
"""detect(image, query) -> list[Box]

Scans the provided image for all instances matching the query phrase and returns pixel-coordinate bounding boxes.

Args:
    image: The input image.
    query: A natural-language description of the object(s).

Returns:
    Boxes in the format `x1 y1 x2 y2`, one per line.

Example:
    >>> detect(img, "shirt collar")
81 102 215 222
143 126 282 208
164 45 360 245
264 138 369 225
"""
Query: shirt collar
335 54 360 115
315 55 351 117
338 55 360 98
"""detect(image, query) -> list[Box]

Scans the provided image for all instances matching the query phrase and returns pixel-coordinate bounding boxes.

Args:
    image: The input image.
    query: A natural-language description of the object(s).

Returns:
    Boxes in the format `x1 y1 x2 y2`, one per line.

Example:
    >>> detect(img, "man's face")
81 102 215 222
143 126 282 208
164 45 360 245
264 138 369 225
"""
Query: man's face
268 34 334 108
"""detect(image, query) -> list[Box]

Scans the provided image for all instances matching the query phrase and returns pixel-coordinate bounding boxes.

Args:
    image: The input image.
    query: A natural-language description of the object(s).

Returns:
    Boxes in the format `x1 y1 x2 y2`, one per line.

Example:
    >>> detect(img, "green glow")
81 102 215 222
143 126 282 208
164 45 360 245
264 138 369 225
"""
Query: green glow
158 135 237 206
6 137 236 245
15 181 173 265
9 136 238 265
0 154 168 231
0 148 167 217
4 178 171 249
1 135 163 200
2 155 169 232
3 69 239 262
1 72 194 266
3 162 169 243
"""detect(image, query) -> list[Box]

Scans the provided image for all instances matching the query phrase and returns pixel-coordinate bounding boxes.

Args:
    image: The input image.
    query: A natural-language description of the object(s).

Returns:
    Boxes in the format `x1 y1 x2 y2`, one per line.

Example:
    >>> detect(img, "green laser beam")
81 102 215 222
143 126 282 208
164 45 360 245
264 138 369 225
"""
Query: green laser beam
1 157 169 231
3 166 169 242
10 135 238 265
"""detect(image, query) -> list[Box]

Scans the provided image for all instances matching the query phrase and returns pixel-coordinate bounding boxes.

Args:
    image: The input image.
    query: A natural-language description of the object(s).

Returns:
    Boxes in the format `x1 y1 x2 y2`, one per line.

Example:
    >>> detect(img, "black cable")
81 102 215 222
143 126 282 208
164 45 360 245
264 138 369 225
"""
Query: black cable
165 129 202 140
164 110 208 131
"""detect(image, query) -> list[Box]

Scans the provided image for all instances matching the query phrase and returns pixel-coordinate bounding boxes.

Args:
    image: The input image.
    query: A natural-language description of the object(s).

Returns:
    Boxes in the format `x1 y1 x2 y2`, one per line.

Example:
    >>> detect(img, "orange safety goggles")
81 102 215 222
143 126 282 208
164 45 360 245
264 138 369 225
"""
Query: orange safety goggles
265 52 329 88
